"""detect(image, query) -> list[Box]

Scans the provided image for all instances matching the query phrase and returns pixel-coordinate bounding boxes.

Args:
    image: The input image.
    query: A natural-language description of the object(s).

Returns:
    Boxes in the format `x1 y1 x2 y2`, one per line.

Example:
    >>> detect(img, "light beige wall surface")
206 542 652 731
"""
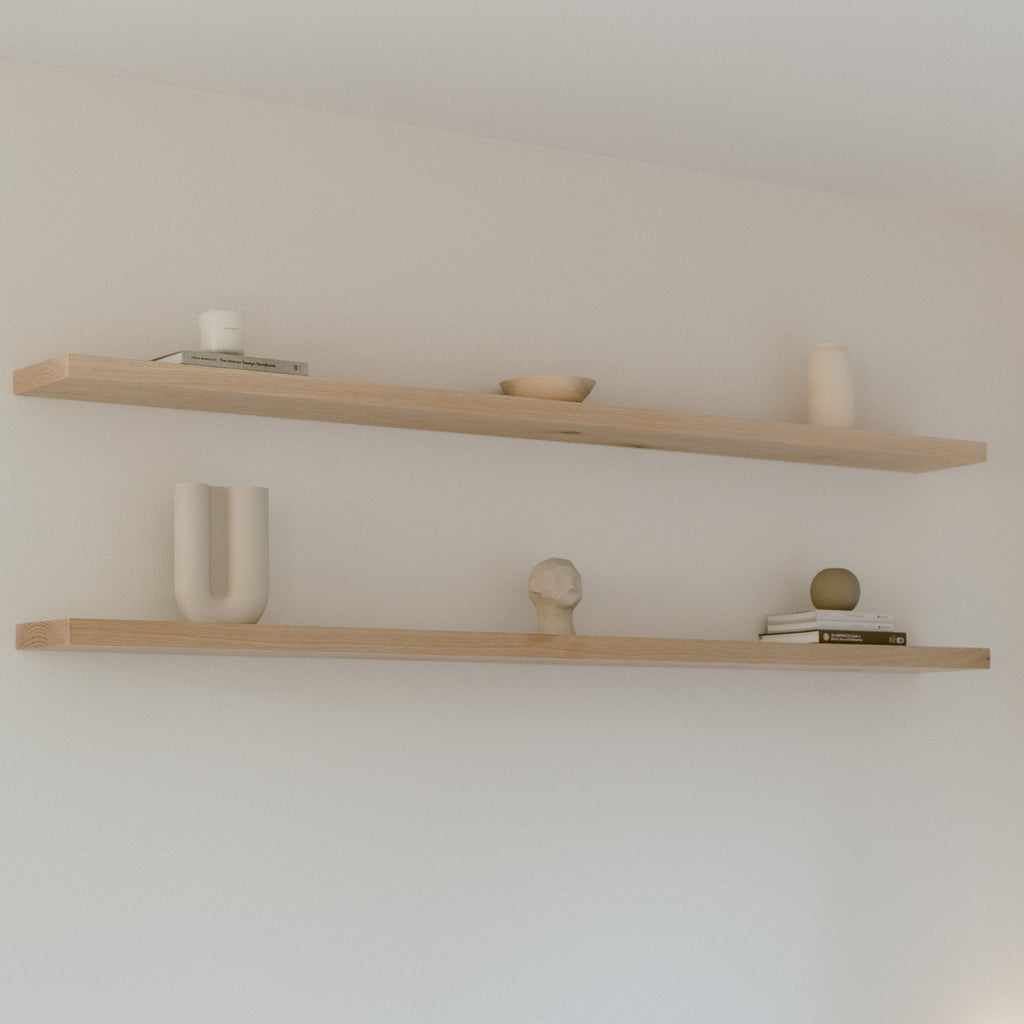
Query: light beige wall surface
2 59 1022 1023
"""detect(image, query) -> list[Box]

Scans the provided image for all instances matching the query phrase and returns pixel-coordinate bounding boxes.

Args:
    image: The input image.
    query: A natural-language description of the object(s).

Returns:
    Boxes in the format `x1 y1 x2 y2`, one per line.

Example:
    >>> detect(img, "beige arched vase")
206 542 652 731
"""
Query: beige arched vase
174 482 269 623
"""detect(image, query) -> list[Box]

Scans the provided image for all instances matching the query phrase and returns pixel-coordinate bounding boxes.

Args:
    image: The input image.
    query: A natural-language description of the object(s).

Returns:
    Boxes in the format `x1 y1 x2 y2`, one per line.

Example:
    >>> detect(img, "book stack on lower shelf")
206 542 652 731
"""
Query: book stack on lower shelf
759 609 905 644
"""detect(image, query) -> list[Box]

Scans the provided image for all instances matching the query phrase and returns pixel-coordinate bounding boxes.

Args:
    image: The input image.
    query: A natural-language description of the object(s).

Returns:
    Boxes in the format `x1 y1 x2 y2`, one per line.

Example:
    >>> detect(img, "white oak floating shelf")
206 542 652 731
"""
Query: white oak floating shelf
13 355 986 472
15 620 991 672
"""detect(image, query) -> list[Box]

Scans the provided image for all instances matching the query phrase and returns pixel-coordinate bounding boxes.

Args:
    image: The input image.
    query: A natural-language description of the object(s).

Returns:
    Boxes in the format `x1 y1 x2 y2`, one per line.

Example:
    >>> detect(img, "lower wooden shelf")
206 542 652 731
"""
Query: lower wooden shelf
15 619 990 672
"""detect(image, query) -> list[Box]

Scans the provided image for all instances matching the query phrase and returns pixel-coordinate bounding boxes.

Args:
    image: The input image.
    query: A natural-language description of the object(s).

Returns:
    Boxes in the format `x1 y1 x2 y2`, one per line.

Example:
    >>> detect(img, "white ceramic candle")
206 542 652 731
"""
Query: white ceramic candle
808 343 855 428
198 309 245 353
174 482 269 623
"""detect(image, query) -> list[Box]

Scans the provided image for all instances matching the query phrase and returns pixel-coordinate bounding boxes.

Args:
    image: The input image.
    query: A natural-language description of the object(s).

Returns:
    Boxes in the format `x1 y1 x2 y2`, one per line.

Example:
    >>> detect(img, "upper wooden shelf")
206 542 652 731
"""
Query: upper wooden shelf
13 355 985 472
15 619 991 672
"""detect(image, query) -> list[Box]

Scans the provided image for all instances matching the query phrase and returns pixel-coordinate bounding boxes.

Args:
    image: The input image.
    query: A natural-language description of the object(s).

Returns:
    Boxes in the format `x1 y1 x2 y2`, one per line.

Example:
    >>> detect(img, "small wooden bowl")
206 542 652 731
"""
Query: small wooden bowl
499 375 596 402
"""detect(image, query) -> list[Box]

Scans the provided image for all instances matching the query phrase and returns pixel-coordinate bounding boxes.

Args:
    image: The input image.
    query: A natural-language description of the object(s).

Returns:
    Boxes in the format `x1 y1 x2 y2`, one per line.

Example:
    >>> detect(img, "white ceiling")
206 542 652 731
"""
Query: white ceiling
6 0 1024 220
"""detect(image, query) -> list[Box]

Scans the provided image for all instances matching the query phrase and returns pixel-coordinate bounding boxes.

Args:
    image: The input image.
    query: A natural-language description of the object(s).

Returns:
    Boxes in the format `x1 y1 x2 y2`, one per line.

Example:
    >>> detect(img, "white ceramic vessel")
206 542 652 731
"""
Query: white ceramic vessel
808 343 855 428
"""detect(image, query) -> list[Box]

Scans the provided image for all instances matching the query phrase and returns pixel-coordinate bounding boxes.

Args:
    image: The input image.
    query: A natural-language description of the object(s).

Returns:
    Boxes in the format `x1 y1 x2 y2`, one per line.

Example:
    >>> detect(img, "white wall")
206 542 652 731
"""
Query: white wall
2 59 1022 1023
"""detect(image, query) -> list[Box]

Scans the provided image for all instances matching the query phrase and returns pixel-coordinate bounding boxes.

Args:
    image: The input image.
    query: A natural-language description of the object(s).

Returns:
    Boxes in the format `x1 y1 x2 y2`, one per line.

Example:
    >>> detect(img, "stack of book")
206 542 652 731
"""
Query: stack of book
152 350 308 376
759 609 906 644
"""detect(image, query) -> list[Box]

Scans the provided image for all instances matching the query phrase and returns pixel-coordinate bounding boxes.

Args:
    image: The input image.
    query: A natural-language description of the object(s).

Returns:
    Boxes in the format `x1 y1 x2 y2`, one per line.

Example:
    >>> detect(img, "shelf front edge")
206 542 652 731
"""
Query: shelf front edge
16 620 991 671
13 355 986 472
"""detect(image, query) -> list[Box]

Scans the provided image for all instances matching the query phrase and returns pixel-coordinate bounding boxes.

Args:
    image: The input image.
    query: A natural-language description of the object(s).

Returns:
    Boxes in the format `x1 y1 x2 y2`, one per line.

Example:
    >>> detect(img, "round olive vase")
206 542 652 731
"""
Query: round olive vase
810 567 860 610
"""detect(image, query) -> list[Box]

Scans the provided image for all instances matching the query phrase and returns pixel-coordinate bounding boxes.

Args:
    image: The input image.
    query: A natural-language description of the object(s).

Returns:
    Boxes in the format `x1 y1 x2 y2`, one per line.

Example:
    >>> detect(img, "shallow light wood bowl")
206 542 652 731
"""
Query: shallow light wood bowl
499 375 596 402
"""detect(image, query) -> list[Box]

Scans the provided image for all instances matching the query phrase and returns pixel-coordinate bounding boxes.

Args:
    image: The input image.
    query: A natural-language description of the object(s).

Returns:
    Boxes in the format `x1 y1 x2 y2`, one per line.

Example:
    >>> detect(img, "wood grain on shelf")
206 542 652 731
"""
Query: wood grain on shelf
13 354 986 472
16 619 991 671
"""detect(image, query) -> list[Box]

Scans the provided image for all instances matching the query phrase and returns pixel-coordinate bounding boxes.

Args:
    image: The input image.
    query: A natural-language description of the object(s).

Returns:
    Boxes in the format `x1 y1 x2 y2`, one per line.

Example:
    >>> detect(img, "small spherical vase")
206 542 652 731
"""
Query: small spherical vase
810 567 860 610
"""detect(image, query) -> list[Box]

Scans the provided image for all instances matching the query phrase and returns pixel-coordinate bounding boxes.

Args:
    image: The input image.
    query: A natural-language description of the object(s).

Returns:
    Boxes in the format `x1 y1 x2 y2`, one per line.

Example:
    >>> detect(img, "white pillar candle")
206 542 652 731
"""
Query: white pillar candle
198 309 245 353
808 343 855 428
174 482 269 623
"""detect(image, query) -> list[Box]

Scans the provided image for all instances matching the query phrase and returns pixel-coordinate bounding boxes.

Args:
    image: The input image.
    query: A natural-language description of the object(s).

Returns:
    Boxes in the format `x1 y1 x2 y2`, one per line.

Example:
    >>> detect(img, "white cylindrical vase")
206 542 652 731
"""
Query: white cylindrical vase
174 482 269 623
808 343 855 428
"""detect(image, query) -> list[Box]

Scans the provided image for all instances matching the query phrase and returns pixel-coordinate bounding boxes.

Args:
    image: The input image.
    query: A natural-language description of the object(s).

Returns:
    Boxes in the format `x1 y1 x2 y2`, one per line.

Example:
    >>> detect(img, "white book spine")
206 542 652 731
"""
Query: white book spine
153 350 308 375
762 621 896 633
767 611 892 624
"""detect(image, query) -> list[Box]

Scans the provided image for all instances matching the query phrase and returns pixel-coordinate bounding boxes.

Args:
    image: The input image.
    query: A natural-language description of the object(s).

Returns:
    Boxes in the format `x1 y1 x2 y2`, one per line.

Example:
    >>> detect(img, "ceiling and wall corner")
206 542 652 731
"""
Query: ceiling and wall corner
4 0 1024 220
